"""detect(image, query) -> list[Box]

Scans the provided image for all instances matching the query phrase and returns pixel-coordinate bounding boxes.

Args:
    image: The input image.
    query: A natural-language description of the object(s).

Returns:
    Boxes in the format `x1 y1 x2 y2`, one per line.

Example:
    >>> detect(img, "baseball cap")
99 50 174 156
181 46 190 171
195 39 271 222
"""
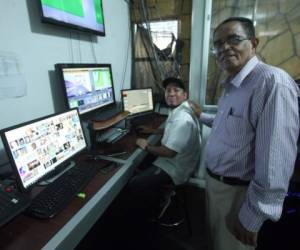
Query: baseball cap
162 77 185 90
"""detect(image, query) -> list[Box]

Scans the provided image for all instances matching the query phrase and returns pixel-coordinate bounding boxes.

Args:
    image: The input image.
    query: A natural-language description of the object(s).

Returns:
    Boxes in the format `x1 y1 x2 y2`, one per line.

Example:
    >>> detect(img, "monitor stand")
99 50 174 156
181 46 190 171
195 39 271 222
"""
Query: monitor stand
38 160 75 185
87 111 130 150
0 162 13 179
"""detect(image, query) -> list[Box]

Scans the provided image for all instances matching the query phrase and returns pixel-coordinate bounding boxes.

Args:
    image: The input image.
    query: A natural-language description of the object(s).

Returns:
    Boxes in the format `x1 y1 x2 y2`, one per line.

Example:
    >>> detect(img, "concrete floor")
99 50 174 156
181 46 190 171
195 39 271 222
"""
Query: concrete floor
76 185 208 250
76 181 300 250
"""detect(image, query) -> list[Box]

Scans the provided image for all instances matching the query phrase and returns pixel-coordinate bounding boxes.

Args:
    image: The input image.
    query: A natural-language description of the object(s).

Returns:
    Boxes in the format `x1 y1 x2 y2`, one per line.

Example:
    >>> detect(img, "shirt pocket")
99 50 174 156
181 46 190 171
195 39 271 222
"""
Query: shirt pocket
224 113 254 147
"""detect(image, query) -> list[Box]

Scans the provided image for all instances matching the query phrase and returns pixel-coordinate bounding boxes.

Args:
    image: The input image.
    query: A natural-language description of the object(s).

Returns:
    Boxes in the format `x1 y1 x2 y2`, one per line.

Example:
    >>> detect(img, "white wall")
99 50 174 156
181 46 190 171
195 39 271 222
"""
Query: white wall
0 0 131 160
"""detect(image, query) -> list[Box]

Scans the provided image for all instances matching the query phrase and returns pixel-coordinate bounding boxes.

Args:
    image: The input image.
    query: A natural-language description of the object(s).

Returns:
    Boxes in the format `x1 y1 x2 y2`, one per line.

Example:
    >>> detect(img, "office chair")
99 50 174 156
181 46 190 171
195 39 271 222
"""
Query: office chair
155 184 192 236
153 134 201 237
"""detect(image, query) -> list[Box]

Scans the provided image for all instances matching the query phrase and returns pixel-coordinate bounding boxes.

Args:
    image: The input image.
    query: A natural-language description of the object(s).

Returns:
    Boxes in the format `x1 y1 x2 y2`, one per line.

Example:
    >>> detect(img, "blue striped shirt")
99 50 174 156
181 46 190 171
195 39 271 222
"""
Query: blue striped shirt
202 56 299 232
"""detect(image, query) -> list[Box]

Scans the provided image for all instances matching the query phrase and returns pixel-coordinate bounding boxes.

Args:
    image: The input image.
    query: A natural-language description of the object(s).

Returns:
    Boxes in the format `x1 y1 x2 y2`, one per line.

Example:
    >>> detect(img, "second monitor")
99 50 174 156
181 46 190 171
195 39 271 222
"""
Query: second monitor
55 63 116 116
121 88 154 117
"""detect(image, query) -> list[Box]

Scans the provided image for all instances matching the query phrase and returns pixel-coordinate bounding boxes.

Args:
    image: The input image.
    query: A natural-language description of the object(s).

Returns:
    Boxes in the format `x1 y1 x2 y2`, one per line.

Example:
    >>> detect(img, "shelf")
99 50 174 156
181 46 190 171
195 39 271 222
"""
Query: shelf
92 111 130 130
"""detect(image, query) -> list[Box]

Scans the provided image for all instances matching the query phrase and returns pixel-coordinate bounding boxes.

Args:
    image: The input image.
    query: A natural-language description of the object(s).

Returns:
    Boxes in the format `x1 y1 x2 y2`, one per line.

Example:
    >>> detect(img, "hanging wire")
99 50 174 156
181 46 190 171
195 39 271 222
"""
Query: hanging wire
78 32 82 63
121 1 132 91
90 35 97 63
138 0 182 79
69 31 74 63
139 0 166 81
151 0 181 77
0 161 9 168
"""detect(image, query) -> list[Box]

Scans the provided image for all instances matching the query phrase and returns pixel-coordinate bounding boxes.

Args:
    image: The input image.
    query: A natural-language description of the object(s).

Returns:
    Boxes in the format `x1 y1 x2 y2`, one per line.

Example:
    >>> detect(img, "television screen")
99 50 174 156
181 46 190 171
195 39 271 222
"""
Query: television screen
121 88 154 116
55 63 116 115
39 0 105 36
1 109 87 190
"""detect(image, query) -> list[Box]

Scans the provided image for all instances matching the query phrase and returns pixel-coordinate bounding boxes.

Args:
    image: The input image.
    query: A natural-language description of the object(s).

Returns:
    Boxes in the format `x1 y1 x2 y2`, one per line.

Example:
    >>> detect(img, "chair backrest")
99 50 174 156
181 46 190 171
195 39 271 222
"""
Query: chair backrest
188 124 211 188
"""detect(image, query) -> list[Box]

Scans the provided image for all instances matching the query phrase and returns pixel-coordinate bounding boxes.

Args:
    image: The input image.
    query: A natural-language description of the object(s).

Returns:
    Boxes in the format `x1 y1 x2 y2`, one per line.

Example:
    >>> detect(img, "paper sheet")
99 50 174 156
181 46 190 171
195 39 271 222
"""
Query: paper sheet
0 52 27 99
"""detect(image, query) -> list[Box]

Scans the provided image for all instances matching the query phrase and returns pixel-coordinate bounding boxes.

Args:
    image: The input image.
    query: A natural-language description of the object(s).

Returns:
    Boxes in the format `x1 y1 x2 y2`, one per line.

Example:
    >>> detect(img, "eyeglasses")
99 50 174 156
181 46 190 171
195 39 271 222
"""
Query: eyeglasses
211 35 250 54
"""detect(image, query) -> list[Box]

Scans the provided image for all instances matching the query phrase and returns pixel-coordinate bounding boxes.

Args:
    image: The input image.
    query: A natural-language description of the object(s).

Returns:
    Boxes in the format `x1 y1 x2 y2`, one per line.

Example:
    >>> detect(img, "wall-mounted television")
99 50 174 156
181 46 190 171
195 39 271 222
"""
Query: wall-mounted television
55 63 116 116
39 0 105 36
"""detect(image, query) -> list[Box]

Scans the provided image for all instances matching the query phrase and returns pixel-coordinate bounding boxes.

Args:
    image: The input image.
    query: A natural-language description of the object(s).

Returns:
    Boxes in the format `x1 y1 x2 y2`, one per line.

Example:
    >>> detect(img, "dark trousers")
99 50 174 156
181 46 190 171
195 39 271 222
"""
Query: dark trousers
97 165 172 249
127 164 174 219
76 165 174 250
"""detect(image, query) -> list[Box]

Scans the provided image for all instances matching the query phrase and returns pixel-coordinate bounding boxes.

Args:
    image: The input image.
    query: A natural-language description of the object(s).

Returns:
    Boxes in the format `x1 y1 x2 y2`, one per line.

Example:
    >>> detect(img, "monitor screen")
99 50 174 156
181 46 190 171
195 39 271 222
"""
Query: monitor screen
56 63 116 115
1 109 87 190
39 0 105 36
121 88 154 116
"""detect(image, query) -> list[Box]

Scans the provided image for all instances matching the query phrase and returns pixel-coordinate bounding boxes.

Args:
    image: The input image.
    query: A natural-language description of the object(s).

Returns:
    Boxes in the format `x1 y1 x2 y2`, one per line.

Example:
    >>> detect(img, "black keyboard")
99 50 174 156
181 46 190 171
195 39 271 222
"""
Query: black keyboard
0 189 31 227
27 163 106 219
130 113 156 126
106 129 129 143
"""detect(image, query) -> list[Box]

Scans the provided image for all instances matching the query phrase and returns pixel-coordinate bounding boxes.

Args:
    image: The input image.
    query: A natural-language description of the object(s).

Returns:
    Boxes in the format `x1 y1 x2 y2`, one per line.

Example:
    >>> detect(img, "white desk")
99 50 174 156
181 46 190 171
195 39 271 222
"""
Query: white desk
43 125 163 250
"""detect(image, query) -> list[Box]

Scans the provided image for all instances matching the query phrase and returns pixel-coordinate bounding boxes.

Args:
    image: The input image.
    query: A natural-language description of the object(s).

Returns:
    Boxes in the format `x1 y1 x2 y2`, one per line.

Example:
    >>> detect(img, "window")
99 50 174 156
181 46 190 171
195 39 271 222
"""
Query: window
205 0 300 106
149 20 178 53
134 20 178 56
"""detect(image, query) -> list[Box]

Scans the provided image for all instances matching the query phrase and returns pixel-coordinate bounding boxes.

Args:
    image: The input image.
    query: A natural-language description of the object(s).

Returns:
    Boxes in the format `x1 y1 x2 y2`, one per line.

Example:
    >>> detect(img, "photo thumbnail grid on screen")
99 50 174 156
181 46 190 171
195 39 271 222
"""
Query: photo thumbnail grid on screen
3 109 86 189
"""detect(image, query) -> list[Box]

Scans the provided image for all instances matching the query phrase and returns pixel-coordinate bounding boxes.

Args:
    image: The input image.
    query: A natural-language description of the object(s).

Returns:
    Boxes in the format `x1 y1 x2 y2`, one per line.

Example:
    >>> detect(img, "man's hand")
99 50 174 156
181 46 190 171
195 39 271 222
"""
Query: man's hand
136 138 148 150
188 100 201 117
233 217 257 247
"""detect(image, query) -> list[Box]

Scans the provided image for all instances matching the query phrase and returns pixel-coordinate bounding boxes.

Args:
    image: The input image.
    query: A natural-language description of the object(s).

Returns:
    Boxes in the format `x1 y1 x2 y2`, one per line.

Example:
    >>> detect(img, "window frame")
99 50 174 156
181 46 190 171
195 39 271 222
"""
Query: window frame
189 0 216 113
200 0 216 112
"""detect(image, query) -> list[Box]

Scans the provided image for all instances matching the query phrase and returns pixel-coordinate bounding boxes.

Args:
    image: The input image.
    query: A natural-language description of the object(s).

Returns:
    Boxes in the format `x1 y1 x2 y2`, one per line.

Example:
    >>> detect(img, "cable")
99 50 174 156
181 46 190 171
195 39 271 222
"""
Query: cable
146 0 181 77
0 161 10 168
78 32 82 63
139 0 180 82
69 31 74 63
90 35 97 63
121 3 132 90
140 0 165 80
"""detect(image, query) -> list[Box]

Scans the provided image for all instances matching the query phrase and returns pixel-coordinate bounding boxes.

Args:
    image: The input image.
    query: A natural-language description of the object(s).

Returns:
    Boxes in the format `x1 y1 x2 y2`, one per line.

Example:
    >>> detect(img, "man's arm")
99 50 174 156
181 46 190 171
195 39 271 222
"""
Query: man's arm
199 113 215 128
238 81 299 235
187 100 215 127
136 138 176 158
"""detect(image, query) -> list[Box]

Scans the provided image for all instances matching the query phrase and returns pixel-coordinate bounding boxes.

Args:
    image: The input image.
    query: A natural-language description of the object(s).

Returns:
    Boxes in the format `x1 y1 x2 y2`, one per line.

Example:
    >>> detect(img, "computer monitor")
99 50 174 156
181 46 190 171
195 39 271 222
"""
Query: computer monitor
1 109 87 191
55 63 116 116
121 88 154 116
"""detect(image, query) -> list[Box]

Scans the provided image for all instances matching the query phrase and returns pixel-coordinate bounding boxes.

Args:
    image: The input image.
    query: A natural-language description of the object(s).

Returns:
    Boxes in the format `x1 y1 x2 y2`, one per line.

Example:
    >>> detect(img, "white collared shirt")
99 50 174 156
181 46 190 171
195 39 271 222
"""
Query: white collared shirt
154 101 201 185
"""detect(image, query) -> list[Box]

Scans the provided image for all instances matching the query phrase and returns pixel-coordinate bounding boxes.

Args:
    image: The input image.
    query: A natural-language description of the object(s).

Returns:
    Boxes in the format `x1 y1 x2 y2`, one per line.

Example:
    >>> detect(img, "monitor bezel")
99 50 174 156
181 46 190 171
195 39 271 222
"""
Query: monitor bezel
38 0 106 36
55 63 116 117
0 108 87 192
121 87 155 117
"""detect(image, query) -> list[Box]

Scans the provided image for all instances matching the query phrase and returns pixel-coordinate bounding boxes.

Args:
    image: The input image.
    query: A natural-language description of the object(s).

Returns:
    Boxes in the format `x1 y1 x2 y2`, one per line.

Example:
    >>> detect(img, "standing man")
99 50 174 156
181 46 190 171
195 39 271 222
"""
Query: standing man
201 17 299 250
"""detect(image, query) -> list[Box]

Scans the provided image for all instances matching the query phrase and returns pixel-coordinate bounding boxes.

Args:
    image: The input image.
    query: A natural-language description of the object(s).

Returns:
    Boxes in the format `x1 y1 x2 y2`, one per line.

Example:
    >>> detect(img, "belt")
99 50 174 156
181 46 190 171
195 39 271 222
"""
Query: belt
207 168 250 186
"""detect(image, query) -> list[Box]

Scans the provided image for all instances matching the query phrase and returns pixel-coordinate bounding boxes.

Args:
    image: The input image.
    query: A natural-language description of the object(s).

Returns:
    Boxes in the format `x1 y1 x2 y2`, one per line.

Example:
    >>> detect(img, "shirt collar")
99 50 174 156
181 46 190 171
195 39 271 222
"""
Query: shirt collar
172 100 188 113
170 100 189 115
222 56 259 87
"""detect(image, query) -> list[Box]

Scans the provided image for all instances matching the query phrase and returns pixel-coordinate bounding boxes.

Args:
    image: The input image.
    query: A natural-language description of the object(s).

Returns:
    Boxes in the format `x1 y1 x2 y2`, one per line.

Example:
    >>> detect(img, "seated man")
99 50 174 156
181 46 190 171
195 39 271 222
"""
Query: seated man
128 77 201 220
